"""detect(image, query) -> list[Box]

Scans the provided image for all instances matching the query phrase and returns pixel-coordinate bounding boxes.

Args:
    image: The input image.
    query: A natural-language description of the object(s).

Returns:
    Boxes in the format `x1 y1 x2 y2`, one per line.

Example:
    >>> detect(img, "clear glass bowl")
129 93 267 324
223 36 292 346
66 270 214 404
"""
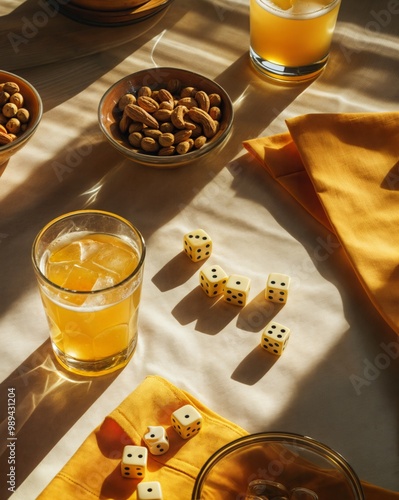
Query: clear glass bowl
192 432 365 500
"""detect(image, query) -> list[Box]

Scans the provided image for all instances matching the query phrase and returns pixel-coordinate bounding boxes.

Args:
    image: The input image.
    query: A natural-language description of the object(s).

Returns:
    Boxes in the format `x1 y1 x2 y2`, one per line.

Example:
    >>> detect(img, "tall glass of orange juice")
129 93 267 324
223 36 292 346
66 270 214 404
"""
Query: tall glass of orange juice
250 0 341 81
32 210 145 376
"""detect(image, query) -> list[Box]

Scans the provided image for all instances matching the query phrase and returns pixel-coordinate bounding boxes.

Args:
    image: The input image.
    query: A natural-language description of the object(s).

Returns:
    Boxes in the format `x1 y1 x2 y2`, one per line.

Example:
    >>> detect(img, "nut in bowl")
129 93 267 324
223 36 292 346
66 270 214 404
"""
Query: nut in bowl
0 70 43 169
98 67 234 168
192 432 365 500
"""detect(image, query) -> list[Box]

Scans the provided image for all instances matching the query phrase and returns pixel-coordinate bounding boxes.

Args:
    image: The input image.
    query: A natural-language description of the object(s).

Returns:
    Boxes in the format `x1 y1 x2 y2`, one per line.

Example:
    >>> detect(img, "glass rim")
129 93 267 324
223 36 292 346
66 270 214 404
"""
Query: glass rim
31 209 146 295
254 0 341 19
192 431 365 499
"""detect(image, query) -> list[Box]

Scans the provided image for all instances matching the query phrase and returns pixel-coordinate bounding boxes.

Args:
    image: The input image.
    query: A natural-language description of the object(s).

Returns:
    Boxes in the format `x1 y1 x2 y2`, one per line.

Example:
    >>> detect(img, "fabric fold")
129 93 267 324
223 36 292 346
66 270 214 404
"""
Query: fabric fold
37 376 399 499
37 375 247 499
244 112 399 336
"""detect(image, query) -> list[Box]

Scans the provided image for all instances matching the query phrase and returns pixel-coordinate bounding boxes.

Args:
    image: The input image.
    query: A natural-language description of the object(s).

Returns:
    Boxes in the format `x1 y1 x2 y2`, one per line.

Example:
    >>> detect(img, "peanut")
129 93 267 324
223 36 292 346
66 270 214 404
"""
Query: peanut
153 108 172 122
137 96 159 113
114 79 224 157
128 122 144 133
128 131 143 148
6 118 21 135
188 107 217 138
137 86 152 97
173 129 192 144
158 145 176 156
157 88 174 105
171 105 189 129
3 82 19 95
2 103 18 118
0 131 14 144
143 128 162 140
9 93 24 108
176 141 192 155
195 91 210 112
160 121 174 134
16 108 29 123
194 136 207 149
180 86 197 98
125 104 159 129
183 118 198 132
209 106 221 121
159 132 174 148
0 92 10 107
177 97 198 109
159 100 174 111
119 111 131 134
118 93 136 110
209 93 222 107
166 79 181 94
141 136 159 153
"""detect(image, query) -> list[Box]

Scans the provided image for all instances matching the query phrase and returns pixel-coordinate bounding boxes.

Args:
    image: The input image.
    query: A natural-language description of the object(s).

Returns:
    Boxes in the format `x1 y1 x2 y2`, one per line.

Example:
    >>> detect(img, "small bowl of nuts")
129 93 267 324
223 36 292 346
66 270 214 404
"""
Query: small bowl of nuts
98 67 234 168
0 70 43 168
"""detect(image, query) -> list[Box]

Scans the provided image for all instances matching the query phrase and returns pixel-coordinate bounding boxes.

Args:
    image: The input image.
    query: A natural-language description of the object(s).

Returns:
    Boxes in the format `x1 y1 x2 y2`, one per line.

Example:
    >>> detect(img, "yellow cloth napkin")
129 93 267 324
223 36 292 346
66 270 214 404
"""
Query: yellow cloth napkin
243 112 399 337
37 376 398 499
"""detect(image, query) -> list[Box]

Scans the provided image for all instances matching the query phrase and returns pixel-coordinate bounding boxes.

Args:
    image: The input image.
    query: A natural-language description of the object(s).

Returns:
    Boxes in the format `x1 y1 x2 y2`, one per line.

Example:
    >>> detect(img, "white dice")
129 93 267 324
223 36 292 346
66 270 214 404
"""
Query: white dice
260 321 291 356
137 481 163 500
143 426 169 455
183 229 212 262
265 273 290 304
171 404 202 439
223 274 251 306
199 264 228 297
121 445 147 479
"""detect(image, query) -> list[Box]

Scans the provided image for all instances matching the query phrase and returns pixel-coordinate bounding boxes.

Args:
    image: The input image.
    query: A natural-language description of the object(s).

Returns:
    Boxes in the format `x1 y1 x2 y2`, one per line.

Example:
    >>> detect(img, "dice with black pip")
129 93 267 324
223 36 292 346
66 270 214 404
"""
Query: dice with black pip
265 273 290 304
143 425 169 455
171 404 202 439
223 274 251 306
137 481 163 500
260 321 291 356
199 264 228 297
121 445 147 478
183 229 212 262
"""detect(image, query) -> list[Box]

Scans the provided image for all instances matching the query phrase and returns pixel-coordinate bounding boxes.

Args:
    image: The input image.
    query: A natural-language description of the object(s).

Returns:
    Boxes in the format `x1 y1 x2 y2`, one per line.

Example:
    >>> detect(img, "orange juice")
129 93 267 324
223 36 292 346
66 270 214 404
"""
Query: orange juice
250 0 341 80
32 211 145 376
38 232 142 375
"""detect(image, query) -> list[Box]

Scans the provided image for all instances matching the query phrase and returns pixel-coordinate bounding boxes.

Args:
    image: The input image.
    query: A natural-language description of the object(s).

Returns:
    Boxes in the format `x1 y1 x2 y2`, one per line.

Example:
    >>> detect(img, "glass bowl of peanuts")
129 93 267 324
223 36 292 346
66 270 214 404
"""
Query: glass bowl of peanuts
98 67 234 168
0 70 43 169
192 432 365 500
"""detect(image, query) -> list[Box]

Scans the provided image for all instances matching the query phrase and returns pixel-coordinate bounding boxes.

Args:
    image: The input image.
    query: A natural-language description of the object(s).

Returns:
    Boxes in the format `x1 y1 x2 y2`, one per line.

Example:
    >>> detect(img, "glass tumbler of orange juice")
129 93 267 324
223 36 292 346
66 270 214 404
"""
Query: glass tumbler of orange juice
32 210 145 376
250 0 341 81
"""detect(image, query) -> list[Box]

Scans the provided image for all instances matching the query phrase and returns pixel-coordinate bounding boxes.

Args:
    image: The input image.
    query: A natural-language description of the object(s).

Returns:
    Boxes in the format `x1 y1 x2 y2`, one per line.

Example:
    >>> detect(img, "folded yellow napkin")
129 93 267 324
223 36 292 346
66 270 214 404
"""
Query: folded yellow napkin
37 376 245 499
37 376 398 499
244 112 399 337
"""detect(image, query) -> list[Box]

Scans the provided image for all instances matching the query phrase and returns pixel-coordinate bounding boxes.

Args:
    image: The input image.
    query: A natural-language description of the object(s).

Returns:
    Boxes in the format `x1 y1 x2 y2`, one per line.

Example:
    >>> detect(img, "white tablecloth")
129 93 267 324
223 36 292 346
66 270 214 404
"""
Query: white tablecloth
0 0 398 497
